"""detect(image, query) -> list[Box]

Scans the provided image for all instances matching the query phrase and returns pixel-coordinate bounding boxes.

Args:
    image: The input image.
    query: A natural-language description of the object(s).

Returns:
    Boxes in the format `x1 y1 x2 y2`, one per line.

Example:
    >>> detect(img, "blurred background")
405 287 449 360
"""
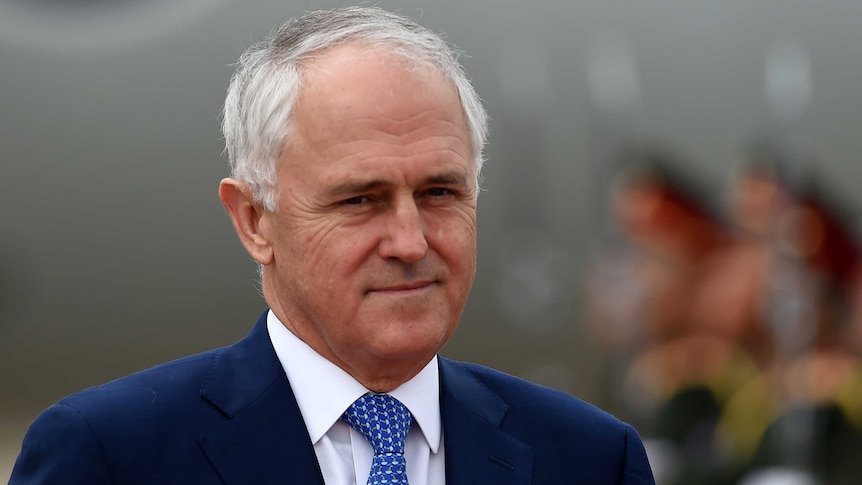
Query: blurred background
3 0 862 483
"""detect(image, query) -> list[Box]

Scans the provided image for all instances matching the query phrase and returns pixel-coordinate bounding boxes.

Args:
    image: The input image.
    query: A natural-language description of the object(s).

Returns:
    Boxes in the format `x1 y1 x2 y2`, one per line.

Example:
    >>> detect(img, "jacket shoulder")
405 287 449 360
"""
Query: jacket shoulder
443 359 655 484
57 347 224 416
451 360 625 431
11 348 230 484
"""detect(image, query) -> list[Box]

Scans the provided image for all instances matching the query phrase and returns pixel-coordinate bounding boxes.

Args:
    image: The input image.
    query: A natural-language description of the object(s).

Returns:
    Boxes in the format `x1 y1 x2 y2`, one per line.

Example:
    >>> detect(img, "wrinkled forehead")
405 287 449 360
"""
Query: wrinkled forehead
296 46 455 125
289 43 474 161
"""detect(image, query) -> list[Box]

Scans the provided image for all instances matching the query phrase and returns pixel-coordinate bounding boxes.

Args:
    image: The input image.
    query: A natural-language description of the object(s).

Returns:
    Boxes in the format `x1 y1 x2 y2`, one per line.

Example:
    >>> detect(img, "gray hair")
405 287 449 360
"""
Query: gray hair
222 6 489 211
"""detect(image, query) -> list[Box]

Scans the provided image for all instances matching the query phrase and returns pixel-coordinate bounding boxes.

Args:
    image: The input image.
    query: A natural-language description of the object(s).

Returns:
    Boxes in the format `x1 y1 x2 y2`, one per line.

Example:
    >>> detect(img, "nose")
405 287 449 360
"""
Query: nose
378 199 428 263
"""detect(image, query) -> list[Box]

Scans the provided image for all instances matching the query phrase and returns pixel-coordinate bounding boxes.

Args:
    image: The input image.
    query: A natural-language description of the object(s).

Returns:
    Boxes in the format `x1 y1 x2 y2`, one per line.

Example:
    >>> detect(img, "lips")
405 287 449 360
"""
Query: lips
369 280 436 293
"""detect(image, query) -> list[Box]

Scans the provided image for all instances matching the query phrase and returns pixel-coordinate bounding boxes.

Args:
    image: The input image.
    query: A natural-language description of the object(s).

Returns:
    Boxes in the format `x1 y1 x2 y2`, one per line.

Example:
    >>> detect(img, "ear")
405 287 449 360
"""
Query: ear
218 178 274 265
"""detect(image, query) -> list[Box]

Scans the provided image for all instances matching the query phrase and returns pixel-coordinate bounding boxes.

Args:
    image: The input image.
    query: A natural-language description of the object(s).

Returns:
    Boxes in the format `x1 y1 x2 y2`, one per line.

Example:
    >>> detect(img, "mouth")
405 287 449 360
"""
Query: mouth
368 280 436 295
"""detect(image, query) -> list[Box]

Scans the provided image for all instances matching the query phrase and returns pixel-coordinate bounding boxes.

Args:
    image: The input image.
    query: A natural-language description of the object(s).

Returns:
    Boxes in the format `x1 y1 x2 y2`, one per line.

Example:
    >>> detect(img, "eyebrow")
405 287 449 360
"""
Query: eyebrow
425 172 466 186
327 171 468 197
328 180 391 198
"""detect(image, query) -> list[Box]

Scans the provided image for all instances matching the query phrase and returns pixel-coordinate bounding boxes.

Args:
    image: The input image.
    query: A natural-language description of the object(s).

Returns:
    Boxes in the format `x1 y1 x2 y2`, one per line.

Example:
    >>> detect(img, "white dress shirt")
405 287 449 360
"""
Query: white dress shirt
267 311 446 485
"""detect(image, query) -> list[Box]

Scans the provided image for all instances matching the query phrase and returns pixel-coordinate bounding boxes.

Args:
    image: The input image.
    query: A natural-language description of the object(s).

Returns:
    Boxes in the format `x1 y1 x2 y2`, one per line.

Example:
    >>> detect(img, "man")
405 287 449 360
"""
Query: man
11 7 655 484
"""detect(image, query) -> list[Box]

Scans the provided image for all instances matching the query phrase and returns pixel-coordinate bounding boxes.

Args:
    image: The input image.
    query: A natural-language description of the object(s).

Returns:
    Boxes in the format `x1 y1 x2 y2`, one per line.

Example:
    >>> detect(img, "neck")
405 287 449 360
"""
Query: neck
263 280 432 393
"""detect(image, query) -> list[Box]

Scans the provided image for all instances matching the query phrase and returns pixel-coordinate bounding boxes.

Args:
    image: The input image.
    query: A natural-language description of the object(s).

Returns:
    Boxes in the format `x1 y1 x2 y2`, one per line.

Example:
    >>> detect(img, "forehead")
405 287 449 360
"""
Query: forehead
292 44 469 144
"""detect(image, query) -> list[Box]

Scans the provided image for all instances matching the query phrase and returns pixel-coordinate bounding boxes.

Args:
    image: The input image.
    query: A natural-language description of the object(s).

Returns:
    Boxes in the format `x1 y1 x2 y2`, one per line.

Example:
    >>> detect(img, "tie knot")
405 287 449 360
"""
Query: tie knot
343 393 412 455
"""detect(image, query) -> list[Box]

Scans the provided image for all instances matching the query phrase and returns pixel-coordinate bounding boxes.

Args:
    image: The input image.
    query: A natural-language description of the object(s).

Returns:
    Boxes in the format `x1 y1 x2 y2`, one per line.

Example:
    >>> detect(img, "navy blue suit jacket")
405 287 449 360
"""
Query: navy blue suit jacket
11 312 655 484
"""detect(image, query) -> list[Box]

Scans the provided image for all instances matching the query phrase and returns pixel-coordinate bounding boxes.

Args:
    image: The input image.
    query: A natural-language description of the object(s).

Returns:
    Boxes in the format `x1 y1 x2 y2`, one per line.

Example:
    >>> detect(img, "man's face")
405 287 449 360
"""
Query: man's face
261 45 477 390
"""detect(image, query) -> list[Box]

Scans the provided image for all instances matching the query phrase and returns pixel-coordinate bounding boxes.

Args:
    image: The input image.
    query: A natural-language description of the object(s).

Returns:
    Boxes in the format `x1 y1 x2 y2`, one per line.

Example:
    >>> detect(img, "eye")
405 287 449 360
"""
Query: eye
426 187 450 197
340 195 367 205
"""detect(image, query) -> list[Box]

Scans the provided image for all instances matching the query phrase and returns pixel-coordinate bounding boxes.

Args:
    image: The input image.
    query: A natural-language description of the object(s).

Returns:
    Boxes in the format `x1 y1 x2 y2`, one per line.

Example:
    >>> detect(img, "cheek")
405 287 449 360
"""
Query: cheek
295 217 377 266
427 215 477 272
305 234 386 304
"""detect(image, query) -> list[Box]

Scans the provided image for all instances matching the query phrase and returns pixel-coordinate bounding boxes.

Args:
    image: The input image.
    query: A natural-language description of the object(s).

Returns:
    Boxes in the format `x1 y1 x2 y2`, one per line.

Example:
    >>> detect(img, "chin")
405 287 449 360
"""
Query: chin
372 329 447 361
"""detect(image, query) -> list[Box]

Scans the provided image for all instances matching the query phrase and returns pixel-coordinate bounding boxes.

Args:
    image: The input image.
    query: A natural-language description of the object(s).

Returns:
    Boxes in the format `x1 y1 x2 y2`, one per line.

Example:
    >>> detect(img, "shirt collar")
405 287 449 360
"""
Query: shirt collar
266 310 442 453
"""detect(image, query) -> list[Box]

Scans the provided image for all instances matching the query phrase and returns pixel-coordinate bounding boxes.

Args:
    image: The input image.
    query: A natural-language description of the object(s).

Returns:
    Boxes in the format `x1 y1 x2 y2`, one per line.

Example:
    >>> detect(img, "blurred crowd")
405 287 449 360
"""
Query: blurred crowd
585 139 862 485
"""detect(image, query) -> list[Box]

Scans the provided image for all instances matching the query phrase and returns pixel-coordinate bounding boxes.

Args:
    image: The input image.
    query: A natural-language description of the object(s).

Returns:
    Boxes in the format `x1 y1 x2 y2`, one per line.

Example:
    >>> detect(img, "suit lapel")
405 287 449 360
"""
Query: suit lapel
194 315 534 485
198 312 325 485
439 358 533 485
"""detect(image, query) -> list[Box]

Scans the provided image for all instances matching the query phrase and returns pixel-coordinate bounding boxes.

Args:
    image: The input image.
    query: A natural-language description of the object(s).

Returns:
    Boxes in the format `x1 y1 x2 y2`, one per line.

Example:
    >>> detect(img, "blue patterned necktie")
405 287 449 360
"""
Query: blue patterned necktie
342 393 412 485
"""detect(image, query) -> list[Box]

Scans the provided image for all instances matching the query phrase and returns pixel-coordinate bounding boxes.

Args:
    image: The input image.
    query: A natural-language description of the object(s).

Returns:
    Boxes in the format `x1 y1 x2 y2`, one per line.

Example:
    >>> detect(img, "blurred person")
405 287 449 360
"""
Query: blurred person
719 175 862 485
608 143 862 484
584 148 753 484
10 7 655 485
653 147 844 483
689 160 788 484
695 144 859 360
586 147 731 350
639 154 795 483
685 149 790 364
